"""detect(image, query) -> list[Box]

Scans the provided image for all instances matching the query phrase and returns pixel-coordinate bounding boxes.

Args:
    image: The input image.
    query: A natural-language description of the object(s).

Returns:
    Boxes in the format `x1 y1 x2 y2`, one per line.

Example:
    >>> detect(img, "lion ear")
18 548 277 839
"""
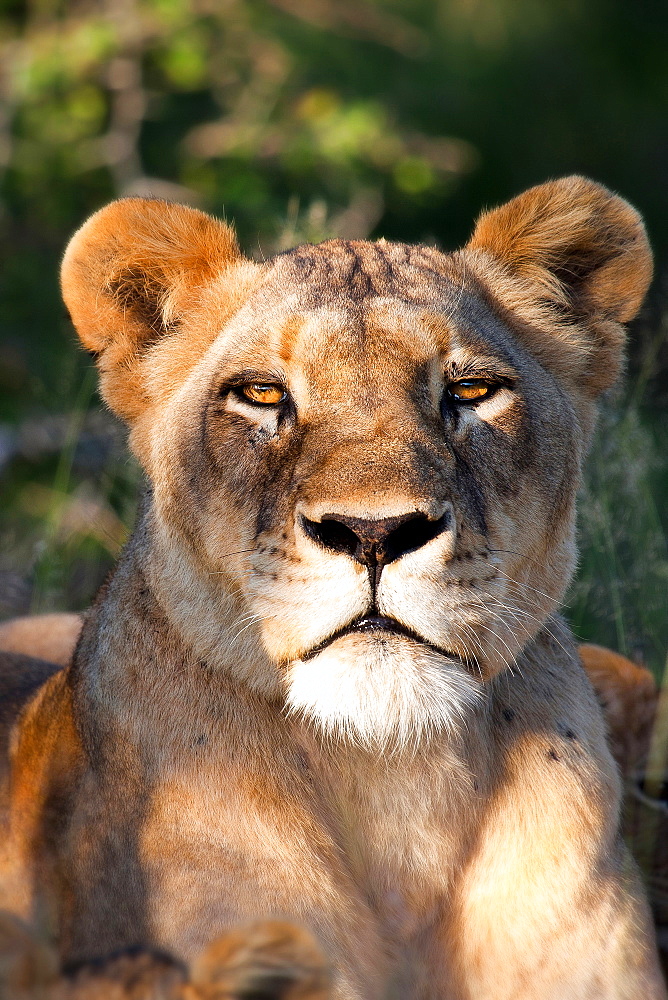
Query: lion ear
463 176 652 393
61 199 245 422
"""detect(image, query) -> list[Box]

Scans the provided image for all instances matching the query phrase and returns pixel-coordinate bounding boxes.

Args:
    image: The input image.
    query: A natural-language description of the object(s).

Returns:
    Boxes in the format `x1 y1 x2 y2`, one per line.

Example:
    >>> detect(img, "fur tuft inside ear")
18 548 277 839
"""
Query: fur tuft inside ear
463 176 652 393
61 198 244 421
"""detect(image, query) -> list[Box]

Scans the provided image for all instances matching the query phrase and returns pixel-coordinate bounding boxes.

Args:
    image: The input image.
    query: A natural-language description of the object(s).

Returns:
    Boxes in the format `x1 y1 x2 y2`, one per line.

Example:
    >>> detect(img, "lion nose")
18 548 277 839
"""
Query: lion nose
300 510 451 567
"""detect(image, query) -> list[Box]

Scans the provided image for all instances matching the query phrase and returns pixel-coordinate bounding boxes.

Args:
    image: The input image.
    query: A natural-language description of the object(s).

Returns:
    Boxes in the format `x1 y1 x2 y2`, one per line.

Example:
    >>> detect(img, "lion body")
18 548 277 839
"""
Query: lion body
0 178 664 997
0 614 81 670
2 606 656 998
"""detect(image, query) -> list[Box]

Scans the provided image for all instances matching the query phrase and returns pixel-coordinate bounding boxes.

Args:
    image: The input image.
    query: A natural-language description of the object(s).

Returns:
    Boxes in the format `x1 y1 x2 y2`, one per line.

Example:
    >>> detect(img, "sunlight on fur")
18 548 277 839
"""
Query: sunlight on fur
285 633 482 751
1 176 665 998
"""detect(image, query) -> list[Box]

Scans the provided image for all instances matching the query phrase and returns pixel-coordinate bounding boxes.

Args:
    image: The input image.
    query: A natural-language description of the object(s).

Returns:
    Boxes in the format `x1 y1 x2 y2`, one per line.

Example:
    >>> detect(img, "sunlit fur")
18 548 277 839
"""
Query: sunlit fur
0 178 664 999
286 635 481 751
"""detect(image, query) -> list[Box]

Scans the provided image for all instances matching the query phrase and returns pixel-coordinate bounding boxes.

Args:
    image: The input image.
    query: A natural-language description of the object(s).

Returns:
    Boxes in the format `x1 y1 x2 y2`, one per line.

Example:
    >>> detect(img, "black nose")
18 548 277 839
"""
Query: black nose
301 510 450 567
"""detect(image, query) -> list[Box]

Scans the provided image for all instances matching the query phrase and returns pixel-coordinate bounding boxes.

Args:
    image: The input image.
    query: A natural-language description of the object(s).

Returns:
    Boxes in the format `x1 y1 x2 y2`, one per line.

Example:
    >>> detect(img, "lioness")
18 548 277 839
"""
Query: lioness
0 177 665 998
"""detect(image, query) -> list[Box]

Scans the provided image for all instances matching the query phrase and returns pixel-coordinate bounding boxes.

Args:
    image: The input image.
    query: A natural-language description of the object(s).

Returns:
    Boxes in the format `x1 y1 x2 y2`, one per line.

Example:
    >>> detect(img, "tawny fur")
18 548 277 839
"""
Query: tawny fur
0 177 664 998
1 613 652 777
0 614 82 670
0 910 330 999
580 643 658 778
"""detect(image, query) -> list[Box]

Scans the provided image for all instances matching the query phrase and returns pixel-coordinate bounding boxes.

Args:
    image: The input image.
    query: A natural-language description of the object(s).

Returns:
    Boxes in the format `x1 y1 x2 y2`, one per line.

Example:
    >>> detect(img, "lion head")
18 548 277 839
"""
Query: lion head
61 177 651 749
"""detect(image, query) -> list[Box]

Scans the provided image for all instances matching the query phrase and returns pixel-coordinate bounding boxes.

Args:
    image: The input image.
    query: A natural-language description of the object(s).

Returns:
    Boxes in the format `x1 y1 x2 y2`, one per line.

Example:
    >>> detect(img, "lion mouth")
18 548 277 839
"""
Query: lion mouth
301 614 466 665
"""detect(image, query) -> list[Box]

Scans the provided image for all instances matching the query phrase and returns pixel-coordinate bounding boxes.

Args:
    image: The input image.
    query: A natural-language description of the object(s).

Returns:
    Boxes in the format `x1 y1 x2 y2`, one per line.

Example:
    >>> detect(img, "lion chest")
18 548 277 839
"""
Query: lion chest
136 734 610 944
124 748 475 958
57 703 624 999
302 746 484 941
130 757 386 966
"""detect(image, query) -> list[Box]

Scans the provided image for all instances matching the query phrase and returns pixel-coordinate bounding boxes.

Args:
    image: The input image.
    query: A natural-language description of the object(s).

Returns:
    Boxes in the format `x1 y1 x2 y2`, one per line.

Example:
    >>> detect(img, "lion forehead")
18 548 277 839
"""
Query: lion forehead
211 241 489 382
262 238 461 307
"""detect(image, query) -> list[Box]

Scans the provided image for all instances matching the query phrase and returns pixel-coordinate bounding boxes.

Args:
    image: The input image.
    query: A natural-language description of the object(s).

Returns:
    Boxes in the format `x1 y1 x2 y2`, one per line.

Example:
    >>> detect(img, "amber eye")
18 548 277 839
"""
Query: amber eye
447 379 498 403
239 383 287 406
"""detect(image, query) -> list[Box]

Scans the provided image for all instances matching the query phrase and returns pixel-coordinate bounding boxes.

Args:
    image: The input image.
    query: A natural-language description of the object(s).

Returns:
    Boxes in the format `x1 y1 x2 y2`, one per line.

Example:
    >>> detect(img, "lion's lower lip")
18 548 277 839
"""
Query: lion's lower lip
301 615 465 664
350 615 408 635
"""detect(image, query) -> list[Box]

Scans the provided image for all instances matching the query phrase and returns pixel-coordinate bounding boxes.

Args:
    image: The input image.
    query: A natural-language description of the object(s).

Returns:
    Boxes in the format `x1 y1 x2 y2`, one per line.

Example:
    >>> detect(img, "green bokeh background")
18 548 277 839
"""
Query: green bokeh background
1 0 667 672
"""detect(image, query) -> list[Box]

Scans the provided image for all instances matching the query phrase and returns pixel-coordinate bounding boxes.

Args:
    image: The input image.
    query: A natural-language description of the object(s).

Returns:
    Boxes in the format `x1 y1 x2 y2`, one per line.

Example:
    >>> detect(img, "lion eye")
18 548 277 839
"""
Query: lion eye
446 379 497 403
239 383 286 406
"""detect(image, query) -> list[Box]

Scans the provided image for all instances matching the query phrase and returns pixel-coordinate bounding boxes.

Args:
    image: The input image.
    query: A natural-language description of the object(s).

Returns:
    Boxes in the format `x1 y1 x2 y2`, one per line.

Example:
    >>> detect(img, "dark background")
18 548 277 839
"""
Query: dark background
1 0 667 672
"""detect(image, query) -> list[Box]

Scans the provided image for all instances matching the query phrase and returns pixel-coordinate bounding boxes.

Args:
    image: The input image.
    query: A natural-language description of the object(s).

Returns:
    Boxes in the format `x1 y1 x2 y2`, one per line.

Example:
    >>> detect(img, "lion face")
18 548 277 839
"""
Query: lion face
151 243 582 746
60 178 652 749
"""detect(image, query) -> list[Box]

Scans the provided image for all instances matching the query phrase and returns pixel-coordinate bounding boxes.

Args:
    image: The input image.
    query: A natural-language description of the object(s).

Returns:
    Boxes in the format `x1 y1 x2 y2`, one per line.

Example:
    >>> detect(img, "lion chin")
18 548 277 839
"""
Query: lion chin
285 627 481 751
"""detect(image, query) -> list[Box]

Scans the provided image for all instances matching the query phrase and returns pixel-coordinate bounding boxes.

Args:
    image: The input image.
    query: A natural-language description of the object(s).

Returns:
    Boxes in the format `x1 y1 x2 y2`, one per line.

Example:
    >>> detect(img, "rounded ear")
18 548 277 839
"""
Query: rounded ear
61 198 245 422
462 176 653 394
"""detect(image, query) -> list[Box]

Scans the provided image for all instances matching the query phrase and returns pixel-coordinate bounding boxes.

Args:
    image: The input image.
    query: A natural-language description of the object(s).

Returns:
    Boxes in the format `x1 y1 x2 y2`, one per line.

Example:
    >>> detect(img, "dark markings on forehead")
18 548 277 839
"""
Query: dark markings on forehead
267 239 455 306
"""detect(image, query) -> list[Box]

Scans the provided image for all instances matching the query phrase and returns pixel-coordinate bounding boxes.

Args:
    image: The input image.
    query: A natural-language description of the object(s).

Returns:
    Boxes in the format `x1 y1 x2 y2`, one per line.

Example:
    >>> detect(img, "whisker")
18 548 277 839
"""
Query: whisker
452 622 486 682
227 609 275 630
481 600 547 630
207 548 258 573
461 617 518 675
492 568 562 607
229 614 276 647
487 547 552 571
467 596 573 661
